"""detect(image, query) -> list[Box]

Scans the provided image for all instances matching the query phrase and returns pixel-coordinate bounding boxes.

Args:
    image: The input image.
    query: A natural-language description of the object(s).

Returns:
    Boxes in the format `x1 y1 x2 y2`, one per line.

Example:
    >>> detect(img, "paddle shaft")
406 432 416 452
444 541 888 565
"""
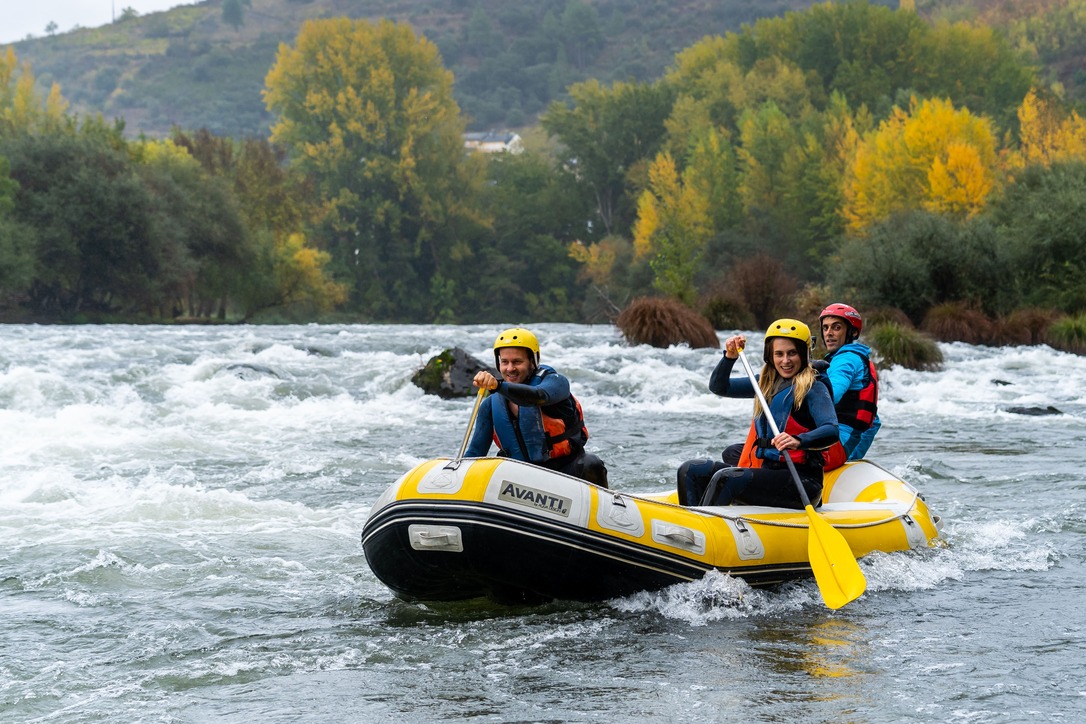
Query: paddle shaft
735 351 814 508
457 387 489 459
735 345 867 609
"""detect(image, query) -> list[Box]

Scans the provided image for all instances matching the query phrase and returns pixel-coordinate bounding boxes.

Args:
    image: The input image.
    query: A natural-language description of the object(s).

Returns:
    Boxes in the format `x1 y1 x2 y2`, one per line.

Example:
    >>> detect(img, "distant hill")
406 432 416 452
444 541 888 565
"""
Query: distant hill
7 0 1081 140
8 0 890 139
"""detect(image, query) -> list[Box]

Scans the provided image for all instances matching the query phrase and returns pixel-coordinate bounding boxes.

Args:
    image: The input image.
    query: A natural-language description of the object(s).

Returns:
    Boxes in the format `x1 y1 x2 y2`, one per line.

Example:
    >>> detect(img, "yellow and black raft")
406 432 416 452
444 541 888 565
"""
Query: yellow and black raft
361 457 943 604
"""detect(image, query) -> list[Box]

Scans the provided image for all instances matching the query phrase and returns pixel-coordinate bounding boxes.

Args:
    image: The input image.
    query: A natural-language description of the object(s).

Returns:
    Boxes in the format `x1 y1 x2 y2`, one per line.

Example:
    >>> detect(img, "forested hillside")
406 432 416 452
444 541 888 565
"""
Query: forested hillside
9 0 894 138
11 0 1086 139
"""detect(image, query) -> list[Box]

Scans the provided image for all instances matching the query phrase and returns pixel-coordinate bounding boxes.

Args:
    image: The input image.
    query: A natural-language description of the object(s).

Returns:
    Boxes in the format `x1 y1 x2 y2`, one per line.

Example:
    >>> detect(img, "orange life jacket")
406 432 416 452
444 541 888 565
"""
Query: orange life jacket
491 396 588 460
543 396 589 458
736 418 845 471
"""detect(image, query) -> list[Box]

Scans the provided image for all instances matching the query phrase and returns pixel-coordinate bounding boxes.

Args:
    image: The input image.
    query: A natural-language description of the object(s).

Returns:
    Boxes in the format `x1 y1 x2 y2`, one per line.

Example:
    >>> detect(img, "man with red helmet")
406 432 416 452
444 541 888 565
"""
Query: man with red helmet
818 303 881 460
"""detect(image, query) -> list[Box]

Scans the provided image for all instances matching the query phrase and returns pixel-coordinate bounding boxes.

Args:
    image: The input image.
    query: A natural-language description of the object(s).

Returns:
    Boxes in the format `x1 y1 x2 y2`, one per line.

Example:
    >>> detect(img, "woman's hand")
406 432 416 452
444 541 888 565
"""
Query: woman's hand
723 335 746 359
771 432 800 451
473 371 500 391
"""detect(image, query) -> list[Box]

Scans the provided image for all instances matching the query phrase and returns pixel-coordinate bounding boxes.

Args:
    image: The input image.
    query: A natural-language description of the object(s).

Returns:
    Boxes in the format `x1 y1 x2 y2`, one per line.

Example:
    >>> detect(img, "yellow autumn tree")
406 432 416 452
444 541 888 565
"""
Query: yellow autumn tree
1016 88 1086 167
0 47 69 137
271 232 349 311
264 18 486 319
632 152 712 304
568 237 623 289
684 125 742 232
737 102 797 215
132 137 195 166
843 97 998 230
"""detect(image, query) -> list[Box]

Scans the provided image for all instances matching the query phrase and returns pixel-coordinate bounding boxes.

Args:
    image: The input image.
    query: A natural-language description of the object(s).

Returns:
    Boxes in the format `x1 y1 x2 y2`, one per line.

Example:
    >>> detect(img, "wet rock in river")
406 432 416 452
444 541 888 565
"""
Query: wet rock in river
413 347 489 398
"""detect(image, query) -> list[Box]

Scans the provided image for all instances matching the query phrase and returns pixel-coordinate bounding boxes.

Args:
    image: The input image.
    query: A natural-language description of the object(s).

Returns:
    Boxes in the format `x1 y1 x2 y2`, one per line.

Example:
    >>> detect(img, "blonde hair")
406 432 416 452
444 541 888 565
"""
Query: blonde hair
752 340 815 419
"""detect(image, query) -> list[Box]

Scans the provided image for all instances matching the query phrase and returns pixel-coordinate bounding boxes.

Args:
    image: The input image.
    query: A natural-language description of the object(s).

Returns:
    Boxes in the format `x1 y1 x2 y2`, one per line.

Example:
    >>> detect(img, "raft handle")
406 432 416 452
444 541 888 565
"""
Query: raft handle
408 524 464 553
652 521 706 554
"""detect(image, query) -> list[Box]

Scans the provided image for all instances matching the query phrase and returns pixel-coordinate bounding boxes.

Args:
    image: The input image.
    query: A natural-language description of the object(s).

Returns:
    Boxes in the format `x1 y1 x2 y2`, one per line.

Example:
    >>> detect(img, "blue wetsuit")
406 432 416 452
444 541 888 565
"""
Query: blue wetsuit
678 355 838 509
465 365 608 487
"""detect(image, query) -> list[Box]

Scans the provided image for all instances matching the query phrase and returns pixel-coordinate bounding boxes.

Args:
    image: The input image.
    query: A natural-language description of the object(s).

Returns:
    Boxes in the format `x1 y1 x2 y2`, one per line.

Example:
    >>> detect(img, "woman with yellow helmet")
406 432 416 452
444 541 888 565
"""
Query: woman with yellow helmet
464 327 608 488
676 319 839 508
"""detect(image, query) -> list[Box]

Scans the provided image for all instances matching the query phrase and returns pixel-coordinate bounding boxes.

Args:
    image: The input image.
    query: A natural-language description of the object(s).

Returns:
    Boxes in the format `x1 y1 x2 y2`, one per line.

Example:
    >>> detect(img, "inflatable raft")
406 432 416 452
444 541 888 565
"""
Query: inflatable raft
361 457 943 604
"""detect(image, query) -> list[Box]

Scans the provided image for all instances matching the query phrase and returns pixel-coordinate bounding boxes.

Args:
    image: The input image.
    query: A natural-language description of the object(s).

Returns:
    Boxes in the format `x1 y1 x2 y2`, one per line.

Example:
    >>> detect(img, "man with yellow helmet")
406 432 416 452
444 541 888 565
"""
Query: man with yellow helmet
677 319 839 508
465 327 608 488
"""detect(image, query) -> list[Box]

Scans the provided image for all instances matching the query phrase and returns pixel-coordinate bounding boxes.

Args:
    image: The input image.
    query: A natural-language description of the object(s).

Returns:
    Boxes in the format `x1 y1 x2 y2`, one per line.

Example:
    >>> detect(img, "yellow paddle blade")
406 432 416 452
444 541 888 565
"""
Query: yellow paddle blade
805 505 867 610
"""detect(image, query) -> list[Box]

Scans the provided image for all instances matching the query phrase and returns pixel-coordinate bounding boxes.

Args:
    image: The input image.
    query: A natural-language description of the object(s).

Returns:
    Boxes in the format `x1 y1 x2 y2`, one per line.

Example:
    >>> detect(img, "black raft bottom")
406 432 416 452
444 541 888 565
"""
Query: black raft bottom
361 502 711 604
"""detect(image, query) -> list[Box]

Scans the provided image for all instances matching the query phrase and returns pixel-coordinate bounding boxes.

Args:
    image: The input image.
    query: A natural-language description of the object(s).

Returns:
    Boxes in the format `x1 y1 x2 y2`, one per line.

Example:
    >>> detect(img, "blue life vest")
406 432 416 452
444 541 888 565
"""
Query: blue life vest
489 365 587 464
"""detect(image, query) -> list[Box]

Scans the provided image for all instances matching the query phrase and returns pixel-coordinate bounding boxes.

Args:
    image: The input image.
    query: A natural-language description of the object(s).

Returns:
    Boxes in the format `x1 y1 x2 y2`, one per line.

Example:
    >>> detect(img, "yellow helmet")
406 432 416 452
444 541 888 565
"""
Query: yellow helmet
493 327 540 367
763 318 813 365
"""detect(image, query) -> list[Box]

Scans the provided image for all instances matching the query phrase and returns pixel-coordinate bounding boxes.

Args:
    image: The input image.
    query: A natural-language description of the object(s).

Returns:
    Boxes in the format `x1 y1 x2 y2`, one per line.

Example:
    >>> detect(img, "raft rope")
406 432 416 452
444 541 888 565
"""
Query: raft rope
610 488 923 531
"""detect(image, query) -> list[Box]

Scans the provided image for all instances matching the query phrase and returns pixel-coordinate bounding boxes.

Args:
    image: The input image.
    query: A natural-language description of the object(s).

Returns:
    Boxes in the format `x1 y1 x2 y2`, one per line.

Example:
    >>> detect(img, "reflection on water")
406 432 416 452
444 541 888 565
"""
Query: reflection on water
747 617 868 682
803 619 866 679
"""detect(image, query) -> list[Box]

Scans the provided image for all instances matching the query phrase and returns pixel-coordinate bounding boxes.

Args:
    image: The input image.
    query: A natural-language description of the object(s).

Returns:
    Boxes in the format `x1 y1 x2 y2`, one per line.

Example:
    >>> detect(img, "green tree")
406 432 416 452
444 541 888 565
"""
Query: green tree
673 0 1032 129
2 125 156 315
169 129 346 317
264 18 487 321
682 125 742 234
222 0 252 31
985 161 1086 313
456 151 589 322
911 20 1034 132
830 209 1012 323
758 93 861 271
541 78 674 237
632 152 712 304
465 5 502 56
0 154 36 303
134 138 253 319
737 102 796 219
666 43 819 141
561 0 605 71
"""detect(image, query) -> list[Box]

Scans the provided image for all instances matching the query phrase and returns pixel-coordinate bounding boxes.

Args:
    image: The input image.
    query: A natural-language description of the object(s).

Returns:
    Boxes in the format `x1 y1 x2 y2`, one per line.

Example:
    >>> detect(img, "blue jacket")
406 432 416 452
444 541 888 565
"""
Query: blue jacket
824 341 881 460
464 365 580 463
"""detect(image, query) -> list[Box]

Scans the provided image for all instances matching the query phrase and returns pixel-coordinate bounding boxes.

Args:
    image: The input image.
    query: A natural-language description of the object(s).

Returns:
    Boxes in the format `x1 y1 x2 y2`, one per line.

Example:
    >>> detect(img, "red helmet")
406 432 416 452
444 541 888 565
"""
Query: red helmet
819 303 863 335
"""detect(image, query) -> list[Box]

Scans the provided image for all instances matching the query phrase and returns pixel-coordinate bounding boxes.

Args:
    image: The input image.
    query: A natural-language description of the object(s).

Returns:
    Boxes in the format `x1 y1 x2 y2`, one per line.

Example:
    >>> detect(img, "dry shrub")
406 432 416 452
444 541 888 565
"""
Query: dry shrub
921 302 994 344
993 308 1064 346
616 296 720 349
730 254 798 328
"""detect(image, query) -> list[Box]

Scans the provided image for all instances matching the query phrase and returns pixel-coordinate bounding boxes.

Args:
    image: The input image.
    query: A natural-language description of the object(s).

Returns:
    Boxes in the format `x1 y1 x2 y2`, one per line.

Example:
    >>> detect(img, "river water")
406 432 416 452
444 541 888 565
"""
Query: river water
1 323 1082 722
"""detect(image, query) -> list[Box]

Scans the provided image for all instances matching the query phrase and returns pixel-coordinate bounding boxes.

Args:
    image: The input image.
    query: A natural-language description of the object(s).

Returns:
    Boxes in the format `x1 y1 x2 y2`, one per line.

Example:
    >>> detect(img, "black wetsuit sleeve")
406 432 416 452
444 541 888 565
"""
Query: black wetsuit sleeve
709 355 756 397
495 372 570 407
